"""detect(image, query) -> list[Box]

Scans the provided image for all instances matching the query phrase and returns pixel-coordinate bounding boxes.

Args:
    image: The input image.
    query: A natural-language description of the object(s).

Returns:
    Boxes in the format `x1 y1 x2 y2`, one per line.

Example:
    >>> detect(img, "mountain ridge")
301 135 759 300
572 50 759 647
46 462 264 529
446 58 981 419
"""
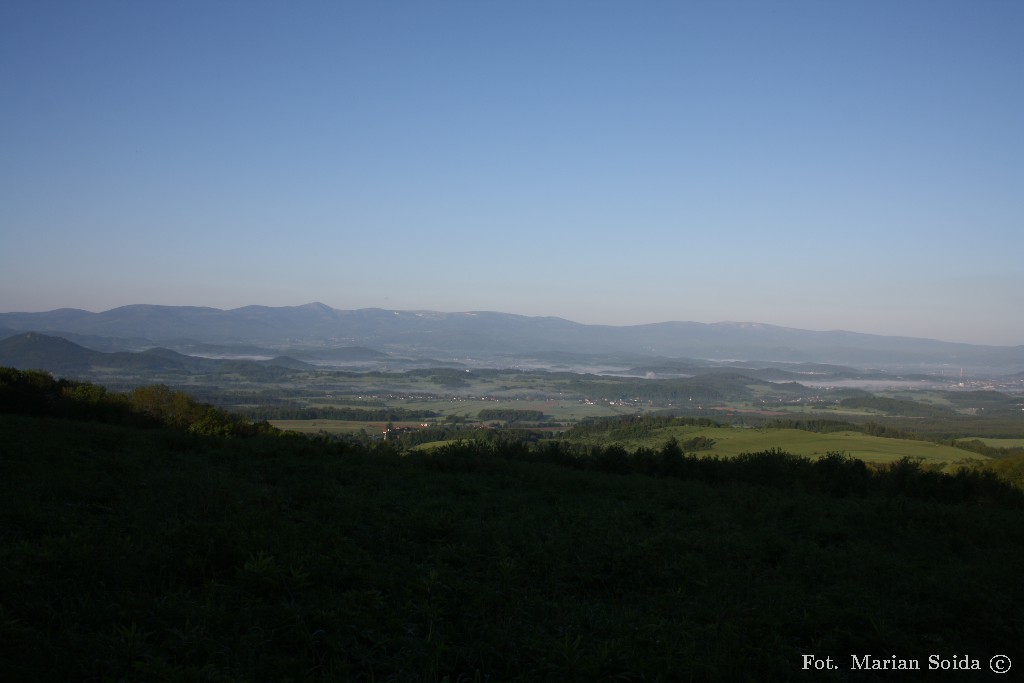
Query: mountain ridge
1 303 1021 373
1 302 1016 345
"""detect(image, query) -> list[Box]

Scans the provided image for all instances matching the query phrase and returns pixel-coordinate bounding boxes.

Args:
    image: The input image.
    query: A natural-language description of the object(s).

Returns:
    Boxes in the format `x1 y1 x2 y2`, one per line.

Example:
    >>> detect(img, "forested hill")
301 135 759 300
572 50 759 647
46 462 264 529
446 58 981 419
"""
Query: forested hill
2 303 1022 372
0 366 276 437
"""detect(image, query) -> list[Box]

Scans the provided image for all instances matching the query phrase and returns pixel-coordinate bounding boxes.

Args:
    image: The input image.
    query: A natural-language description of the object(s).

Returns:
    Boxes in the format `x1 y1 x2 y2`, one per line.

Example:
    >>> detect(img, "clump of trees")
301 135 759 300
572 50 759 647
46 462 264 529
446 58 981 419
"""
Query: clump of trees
478 408 545 423
0 367 276 437
565 414 721 440
765 418 861 433
950 438 1024 459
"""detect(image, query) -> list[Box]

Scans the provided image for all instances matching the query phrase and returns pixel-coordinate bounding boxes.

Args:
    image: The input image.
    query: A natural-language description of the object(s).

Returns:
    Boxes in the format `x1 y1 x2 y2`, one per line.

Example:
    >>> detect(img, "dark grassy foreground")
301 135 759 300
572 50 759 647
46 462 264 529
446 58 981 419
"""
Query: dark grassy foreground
2 415 1023 682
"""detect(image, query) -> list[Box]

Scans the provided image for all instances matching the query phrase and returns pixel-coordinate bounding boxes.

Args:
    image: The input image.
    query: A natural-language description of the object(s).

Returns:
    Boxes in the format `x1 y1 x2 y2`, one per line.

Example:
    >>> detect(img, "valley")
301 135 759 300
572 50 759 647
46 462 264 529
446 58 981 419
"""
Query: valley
3 306 1023 469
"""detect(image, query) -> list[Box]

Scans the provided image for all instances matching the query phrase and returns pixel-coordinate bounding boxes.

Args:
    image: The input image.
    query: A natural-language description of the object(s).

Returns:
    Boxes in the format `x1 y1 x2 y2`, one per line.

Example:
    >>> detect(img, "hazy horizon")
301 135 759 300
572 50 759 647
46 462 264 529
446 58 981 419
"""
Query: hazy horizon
3 1 1022 346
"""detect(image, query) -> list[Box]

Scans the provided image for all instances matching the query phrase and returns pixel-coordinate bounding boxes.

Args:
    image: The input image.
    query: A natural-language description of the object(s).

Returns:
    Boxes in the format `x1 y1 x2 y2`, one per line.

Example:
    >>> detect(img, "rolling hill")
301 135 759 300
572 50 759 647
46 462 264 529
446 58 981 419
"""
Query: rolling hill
0 332 315 376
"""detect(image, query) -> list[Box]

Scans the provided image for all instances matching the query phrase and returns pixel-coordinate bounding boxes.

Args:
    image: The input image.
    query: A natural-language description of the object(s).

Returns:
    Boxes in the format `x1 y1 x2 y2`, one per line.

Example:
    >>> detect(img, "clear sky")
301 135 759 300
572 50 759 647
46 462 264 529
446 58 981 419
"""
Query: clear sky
2 1 1022 345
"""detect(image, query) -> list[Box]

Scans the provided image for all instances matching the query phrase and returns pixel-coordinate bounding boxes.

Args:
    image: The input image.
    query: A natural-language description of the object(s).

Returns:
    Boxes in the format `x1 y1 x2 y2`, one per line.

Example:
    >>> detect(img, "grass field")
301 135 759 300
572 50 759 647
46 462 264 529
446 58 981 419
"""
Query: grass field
698 428 984 464
971 437 1024 448
573 426 988 465
272 417 991 465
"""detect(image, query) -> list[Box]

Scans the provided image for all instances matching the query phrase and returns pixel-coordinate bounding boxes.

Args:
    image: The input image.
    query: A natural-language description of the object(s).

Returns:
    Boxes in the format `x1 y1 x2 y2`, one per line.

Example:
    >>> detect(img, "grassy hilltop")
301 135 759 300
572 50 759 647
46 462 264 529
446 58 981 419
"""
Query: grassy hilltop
2 369 1024 681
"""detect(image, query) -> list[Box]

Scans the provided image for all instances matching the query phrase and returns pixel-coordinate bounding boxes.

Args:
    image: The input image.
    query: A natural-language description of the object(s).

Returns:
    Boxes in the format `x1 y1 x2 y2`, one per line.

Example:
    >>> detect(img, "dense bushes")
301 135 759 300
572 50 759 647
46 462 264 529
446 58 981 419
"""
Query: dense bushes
5 411 1024 682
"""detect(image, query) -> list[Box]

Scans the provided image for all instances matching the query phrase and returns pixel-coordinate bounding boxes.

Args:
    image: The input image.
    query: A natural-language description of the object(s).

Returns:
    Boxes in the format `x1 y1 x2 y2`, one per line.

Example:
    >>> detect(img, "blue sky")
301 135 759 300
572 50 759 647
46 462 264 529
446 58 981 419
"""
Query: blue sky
2 1 1022 345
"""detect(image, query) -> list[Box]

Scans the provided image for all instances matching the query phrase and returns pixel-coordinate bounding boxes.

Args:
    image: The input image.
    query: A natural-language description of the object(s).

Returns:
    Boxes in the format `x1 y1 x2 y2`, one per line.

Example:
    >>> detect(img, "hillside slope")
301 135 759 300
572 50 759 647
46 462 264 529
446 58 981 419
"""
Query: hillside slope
2 413 1022 681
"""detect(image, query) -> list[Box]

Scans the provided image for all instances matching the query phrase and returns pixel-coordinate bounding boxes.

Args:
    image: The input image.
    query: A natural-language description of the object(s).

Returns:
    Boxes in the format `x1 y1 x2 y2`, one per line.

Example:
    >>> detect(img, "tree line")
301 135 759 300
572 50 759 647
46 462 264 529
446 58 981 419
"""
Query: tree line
478 408 546 422
565 414 722 440
244 405 438 421
416 436 1024 508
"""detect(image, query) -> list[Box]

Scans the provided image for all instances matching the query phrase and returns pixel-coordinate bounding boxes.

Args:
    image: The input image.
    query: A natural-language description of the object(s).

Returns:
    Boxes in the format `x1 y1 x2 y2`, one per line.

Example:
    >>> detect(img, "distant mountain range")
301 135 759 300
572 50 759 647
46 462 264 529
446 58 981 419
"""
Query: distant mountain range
1 303 1022 374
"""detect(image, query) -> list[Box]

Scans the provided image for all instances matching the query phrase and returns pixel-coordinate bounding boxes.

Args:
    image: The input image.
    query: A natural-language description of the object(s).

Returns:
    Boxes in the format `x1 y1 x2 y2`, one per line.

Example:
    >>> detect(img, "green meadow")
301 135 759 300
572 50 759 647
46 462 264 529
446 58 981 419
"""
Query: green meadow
565 424 987 466
972 437 1024 448
709 428 984 463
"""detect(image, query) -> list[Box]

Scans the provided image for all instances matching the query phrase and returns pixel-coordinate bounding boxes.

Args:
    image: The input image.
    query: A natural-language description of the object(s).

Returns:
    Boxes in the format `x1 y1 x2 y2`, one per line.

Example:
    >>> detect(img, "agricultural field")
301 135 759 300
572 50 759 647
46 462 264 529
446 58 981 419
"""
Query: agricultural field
566 425 988 466
279 416 996 468
269 419 393 435
972 437 1024 448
